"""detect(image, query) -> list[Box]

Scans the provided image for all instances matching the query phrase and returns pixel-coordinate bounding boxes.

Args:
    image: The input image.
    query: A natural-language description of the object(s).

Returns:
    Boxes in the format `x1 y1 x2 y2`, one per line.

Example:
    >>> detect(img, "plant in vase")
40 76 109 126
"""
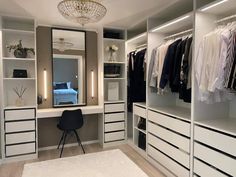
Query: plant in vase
105 44 119 62
6 40 35 58
13 86 27 107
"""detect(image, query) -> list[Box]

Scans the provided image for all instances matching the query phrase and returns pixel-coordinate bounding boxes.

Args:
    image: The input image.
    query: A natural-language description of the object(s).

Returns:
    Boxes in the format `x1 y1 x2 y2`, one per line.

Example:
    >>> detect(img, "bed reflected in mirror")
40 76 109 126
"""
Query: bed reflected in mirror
52 28 86 107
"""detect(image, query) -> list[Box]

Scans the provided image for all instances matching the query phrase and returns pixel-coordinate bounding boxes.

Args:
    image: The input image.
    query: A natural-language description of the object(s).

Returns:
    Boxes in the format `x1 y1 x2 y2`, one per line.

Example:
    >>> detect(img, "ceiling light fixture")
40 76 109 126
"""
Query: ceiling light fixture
53 38 74 52
58 0 107 26
151 15 190 32
200 0 228 12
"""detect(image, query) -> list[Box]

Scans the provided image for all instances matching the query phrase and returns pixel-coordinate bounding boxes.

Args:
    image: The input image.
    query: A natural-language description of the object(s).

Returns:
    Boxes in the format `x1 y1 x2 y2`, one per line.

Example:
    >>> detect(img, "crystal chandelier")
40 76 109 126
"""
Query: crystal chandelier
53 38 74 52
58 0 107 26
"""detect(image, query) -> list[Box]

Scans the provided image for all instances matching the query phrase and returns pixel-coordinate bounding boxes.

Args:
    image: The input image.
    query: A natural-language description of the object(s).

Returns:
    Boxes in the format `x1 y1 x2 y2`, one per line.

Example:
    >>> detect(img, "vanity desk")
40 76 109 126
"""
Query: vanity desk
37 105 104 119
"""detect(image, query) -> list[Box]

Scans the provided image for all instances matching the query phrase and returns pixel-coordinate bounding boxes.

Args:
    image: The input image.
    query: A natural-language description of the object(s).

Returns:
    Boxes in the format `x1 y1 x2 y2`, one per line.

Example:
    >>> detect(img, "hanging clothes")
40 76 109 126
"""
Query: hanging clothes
128 48 147 111
148 34 193 103
195 23 236 104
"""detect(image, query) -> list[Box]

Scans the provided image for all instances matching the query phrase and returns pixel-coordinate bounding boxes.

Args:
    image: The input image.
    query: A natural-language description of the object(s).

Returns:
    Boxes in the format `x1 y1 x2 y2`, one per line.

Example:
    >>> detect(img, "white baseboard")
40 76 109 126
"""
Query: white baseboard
38 140 99 152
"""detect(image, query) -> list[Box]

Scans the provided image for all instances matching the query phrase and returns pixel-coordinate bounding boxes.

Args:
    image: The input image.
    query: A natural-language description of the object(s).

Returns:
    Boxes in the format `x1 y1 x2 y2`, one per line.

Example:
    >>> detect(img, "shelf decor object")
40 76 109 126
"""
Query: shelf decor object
106 44 118 62
13 86 27 107
58 0 107 26
6 40 35 58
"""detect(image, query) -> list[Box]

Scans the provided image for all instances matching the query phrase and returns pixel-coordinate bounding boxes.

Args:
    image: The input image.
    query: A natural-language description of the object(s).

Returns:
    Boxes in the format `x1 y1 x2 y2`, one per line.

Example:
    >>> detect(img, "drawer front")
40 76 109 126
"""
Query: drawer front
5 120 35 133
149 133 190 168
6 132 35 145
105 122 125 132
133 105 146 118
105 103 125 113
195 125 236 157
6 142 36 157
148 145 189 177
105 131 125 142
149 122 190 153
194 142 236 176
105 113 125 123
5 109 35 121
194 158 228 177
148 110 190 137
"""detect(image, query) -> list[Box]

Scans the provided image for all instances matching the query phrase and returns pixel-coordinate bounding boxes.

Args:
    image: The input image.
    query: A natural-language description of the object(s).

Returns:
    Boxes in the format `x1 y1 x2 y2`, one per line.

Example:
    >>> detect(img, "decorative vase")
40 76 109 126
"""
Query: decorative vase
108 51 117 62
14 49 27 58
15 97 25 107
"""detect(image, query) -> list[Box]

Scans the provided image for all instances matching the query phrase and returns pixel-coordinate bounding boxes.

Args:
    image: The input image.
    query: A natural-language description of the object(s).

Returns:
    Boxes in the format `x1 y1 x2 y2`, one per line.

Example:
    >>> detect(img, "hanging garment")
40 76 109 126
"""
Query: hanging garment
159 39 182 90
195 25 236 104
128 49 147 111
171 38 188 92
179 37 193 103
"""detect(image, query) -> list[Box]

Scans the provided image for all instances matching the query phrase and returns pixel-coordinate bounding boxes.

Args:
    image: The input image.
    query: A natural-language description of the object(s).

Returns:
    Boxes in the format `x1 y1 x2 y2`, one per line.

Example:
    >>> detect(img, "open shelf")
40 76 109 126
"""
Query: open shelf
134 126 146 135
103 38 125 42
133 102 146 109
195 118 236 137
2 28 35 35
3 78 36 81
3 57 35 61
149 105 191 122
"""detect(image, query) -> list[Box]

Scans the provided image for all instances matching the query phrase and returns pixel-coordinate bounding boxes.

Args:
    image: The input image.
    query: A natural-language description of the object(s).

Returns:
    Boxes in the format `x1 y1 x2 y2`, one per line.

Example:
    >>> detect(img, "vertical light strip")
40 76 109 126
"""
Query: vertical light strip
91 70 94 98
43 69 47 100
200 0 228 11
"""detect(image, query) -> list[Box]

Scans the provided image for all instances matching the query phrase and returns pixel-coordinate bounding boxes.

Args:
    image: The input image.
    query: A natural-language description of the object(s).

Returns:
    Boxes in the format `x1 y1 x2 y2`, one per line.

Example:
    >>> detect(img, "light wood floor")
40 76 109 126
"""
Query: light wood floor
0 143 165 177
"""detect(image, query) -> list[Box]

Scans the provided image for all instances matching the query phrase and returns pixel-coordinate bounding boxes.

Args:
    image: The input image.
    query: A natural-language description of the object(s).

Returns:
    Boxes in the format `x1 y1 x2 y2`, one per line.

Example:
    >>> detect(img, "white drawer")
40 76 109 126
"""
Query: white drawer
133 105 146 118
105 122 125 132
105 103 125 113
6 142 36 157
105 113 125 123
6 132 35 145
105 131 125 142
148 145 189 177
148 110 190 137
194 158 228 177
148 133 190 168
148 122 190 153
195 125 236 157
194 142 236 176
5 109 35 121
5 120 35 133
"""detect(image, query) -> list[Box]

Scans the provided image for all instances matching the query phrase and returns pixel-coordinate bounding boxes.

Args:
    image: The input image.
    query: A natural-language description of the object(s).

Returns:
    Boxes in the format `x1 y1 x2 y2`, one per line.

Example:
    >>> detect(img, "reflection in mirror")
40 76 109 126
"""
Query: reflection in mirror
52 29 86 107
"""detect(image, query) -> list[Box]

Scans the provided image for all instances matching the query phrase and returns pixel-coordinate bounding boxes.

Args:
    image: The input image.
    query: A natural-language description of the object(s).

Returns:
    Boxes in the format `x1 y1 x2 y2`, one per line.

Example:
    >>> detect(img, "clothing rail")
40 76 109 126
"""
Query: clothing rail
164 29 193 40
216 14 236 23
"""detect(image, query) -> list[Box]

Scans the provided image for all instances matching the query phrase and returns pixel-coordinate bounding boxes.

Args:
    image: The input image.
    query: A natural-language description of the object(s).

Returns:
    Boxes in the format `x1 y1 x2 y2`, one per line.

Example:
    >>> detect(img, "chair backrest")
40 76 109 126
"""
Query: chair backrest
58 109 84 130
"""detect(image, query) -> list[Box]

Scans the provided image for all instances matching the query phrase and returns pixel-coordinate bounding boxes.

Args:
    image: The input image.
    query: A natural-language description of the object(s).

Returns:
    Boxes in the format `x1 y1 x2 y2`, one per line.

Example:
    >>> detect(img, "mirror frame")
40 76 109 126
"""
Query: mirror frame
51 27 87 108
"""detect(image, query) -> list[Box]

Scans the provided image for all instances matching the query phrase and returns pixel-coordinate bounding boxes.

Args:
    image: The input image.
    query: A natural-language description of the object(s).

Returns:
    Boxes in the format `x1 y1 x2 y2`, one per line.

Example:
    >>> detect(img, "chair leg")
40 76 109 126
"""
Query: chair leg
73 130 85 154
57 131 65 149
60 131 68 158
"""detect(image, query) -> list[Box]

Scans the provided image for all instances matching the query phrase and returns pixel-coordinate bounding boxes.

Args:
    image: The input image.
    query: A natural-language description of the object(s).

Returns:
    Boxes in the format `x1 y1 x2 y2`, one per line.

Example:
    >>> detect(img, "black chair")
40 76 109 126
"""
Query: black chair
57 109 85 157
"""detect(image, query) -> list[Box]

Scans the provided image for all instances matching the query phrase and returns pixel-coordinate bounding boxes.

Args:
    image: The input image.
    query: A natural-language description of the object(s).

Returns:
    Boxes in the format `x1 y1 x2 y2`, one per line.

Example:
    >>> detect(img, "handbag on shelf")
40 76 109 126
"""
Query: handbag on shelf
137 117 146 130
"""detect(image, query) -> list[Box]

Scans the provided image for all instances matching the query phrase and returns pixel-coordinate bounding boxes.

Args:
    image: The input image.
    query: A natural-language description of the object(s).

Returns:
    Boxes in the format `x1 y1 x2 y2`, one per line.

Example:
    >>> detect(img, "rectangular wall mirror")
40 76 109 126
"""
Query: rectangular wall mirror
52 28 86 107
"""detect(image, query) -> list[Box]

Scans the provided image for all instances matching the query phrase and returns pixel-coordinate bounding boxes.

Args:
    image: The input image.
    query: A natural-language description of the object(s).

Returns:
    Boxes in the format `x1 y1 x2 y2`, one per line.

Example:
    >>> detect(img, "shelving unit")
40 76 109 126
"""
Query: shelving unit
145 10 193 177
102 28 127 147
0 15 37 162
192 1 236 177
126 32 147 144
133 103 147 157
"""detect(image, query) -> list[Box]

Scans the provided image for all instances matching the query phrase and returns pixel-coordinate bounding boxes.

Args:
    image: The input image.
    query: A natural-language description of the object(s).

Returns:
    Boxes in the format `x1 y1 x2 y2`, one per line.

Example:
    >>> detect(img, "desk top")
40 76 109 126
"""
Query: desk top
37 105 104 119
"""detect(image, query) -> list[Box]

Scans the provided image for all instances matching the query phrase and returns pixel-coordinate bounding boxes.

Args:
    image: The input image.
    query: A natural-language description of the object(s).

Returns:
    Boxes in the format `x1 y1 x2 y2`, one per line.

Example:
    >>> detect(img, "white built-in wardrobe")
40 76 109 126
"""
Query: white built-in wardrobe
127 0 236 177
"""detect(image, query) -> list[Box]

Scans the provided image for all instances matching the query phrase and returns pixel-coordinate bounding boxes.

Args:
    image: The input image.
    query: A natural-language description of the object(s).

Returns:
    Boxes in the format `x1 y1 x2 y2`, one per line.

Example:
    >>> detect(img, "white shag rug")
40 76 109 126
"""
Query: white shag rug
22 149 149 177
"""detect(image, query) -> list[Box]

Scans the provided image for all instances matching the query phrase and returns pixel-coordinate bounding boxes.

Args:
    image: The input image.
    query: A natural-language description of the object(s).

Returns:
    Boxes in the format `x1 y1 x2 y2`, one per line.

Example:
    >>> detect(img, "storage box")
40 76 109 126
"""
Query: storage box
108 82 119 101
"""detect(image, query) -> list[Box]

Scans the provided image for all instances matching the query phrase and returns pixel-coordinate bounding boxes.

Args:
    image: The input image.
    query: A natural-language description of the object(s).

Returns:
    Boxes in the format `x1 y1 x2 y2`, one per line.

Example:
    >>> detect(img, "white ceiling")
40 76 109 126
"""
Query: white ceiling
0 0 187 29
